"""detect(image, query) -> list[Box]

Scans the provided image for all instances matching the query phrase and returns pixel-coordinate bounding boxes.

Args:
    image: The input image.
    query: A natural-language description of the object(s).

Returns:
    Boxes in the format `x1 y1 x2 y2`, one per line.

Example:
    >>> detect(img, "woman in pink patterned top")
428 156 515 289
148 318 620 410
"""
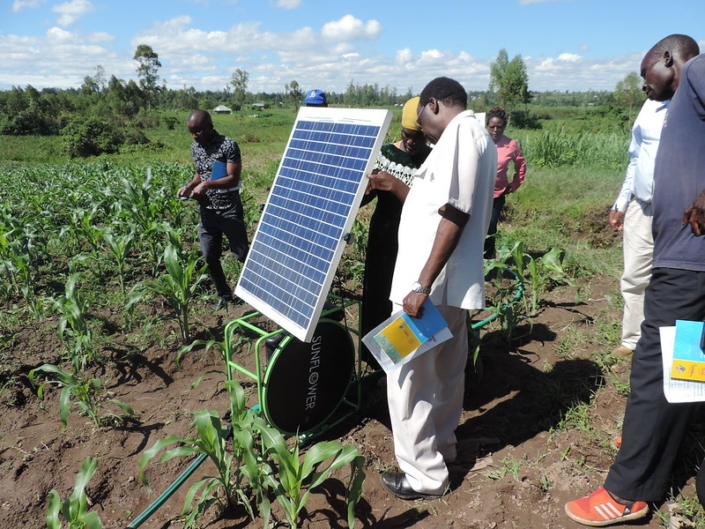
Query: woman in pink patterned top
484 107 527 259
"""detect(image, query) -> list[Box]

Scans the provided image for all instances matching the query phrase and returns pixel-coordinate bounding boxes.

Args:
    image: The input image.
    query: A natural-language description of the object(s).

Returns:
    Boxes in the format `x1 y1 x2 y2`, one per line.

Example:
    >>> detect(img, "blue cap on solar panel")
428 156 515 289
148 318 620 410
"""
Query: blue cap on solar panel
303 89 327 106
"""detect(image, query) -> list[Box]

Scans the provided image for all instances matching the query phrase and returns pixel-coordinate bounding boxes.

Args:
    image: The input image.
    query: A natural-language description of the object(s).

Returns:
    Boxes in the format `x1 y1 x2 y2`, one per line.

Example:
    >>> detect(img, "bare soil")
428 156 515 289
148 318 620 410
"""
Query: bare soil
1 273 701 529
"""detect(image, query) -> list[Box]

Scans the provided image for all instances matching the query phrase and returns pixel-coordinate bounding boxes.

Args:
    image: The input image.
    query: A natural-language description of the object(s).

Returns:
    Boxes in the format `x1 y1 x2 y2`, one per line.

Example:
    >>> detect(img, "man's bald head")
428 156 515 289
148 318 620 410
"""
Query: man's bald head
188 109 212 127
187 109 214 144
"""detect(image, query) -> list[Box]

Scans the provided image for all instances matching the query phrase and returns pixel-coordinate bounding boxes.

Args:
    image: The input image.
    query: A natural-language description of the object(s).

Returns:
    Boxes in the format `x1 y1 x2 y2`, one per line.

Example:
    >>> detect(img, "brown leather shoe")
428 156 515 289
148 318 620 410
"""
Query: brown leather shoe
612 345 633 356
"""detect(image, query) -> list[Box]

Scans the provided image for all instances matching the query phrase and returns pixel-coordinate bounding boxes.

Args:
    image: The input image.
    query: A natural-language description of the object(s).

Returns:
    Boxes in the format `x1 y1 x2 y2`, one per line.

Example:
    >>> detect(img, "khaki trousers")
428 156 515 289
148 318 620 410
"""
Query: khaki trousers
620 200 653 350
386 303 468 494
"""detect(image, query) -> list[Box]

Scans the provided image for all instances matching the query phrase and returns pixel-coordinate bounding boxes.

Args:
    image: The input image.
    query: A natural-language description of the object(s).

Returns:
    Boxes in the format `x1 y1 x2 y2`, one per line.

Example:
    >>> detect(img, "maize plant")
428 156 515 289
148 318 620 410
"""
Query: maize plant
138 244 208 343
50 274 98 372
139 380 273 528
102 229 136 297
29 364 135 429
46 457 103 529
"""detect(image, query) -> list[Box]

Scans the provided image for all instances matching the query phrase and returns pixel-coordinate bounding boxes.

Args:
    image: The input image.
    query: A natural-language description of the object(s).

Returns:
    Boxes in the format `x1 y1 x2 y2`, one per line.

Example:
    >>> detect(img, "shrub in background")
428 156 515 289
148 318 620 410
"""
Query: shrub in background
61 117 124 158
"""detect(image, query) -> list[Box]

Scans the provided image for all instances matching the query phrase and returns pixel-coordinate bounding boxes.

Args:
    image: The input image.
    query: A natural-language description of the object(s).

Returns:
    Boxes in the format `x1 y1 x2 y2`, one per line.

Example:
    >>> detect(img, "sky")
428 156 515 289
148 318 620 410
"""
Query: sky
1 0 704 95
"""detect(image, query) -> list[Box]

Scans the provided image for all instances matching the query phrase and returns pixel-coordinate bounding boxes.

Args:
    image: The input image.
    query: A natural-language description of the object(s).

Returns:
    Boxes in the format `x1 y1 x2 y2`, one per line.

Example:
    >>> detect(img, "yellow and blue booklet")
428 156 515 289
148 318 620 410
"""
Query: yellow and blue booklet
362 299 452 373
670 320 705 382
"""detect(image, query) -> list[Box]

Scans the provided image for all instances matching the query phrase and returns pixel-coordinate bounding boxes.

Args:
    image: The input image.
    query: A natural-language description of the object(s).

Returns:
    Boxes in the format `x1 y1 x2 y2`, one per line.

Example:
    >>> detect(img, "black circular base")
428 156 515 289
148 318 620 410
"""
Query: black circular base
262 319 354 435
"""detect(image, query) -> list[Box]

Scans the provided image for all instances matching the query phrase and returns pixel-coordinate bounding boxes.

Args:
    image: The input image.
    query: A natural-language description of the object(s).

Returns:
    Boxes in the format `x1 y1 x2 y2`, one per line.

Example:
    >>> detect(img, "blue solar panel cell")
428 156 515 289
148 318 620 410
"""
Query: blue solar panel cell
235 107 392 341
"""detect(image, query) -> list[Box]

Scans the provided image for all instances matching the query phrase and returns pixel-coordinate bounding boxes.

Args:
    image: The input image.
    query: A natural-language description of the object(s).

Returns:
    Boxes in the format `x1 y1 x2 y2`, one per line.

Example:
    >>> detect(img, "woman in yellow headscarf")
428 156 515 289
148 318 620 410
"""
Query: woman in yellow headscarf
361 97 432 369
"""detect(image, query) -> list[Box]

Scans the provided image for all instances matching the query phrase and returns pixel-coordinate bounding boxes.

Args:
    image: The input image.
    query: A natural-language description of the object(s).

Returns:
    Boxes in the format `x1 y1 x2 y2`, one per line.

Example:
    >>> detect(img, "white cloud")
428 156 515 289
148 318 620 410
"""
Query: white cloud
11 0 44 12
129 14 384 89
321 15 382 42
418 49 445 64
46 27 74 42
557 53 582 62
86 31 114 43
0 27 125 89
579 44 591 52
525 51 642 91
132 16 250 53
169 54 216 74
0 12 646 94
274 0 301 8
52 0 95 27
396 48 413 65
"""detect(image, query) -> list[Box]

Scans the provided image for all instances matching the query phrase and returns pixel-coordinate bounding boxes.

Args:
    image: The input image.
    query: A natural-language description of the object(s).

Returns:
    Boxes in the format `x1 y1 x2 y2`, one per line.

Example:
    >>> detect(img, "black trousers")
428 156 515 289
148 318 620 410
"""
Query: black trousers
360 213 400 369
483 194 506 259
605 267 705 501
199 197 249 299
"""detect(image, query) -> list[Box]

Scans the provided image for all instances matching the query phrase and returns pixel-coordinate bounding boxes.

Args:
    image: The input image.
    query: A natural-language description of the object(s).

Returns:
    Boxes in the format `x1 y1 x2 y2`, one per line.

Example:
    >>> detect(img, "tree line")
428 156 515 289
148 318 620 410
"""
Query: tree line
0 44 643 157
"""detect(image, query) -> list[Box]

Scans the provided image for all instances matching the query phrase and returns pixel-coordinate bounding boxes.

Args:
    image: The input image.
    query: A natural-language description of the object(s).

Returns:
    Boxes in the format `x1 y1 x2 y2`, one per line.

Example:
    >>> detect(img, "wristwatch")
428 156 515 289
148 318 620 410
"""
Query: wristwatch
411 281 431 295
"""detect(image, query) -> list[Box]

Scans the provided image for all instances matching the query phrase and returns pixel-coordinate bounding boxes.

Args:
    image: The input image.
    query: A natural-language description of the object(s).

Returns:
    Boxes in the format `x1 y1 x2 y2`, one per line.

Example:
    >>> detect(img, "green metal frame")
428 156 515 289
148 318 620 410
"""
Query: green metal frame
222 294 364 442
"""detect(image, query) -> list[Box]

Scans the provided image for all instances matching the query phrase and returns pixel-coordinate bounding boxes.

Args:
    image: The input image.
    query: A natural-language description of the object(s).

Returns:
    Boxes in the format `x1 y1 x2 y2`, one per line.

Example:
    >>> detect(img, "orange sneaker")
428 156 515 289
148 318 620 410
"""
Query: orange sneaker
565 487 648 526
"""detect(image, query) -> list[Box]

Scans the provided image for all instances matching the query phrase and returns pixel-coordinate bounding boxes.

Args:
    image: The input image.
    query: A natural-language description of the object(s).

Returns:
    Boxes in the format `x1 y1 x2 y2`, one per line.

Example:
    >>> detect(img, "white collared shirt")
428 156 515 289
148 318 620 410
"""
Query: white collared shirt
614 98 669 211
390 110 496 310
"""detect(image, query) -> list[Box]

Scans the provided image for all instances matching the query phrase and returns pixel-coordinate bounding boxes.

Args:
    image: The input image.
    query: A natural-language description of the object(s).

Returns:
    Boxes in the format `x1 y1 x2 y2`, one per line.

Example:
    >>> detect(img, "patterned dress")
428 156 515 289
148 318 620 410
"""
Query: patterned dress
361 143 429 360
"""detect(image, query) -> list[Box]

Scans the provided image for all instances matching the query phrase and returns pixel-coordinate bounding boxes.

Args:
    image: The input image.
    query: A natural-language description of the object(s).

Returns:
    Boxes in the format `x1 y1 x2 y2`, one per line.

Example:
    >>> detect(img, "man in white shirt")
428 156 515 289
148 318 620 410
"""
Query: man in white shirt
367 77 496 500
608 97 669 356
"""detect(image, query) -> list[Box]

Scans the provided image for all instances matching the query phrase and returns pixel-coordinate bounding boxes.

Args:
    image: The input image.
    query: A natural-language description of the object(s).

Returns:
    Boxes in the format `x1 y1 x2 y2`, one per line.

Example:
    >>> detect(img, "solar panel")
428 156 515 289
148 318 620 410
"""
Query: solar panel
235 107 392 342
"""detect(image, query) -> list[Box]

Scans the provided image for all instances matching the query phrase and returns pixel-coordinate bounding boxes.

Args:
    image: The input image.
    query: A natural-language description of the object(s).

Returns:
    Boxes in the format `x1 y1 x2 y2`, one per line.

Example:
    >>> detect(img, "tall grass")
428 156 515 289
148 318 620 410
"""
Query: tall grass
513 128 629 169
499 165 625 280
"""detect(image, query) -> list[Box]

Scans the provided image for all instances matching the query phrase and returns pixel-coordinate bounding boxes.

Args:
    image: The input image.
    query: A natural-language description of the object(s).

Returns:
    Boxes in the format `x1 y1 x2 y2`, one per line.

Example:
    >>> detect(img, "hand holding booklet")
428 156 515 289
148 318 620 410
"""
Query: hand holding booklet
362 299 452 373
660 321 705 403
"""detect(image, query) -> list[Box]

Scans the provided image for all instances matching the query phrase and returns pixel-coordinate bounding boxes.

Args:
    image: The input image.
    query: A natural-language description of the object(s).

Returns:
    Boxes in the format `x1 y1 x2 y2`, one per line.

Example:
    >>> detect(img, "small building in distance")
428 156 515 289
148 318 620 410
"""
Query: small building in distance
251 103 269 110
213 105 232 114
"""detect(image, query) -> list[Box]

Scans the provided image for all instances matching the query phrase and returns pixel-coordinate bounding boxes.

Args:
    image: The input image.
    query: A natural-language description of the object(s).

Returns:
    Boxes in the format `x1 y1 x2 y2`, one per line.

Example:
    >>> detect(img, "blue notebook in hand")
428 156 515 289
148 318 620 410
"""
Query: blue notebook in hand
211 160 227 180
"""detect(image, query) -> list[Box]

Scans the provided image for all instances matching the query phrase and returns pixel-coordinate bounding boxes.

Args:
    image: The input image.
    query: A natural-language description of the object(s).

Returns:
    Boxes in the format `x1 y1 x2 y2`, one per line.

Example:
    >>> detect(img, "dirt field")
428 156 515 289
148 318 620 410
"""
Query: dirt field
1 273 701 529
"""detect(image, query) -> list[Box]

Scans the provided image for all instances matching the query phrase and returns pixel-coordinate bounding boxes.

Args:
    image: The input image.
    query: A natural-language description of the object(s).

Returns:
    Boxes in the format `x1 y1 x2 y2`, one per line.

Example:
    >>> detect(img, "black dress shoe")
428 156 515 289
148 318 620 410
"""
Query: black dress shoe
380 472 443 500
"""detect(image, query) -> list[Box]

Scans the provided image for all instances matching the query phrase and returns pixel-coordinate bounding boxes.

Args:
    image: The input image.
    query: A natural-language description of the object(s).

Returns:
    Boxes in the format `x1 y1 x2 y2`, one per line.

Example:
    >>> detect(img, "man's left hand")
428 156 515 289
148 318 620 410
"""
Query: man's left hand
683 189 705 236
403 291 427 318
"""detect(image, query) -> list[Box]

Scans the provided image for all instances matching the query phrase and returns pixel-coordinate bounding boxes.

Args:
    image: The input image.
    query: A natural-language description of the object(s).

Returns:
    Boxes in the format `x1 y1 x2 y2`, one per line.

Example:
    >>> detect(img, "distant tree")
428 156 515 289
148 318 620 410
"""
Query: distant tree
176 86 199 110
93 65 107 92
104 75 144 118
0 85 62 135
133 44 161 108
344 80 357 106
80 75 100 95
285 80 303 108
199 97 215 111
614 72 645 121
489 48 531 110
230 69 249 109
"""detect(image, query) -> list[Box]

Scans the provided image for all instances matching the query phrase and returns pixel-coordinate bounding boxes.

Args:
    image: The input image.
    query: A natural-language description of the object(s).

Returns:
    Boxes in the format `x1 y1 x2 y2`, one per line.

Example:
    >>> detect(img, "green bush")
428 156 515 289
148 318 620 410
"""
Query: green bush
61 117 124 158
1 108 59 135
123 127 149 146
510 109 542 130
162 116 179 130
